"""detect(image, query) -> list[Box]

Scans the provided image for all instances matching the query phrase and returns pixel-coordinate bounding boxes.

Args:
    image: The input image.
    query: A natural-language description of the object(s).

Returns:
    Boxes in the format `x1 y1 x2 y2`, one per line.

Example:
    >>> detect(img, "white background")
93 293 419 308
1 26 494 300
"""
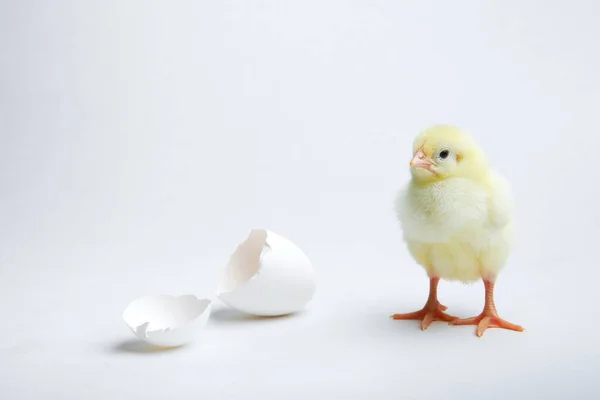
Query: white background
1 1 599 399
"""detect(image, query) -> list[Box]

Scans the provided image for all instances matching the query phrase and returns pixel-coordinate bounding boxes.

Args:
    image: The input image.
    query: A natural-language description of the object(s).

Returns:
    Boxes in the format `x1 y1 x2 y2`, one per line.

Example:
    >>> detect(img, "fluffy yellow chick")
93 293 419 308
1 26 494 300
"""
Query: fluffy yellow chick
392 125 524 337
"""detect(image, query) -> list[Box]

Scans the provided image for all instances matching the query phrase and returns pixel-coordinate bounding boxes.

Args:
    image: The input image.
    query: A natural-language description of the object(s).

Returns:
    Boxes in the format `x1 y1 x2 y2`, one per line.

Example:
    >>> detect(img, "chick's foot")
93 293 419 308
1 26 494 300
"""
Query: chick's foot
449 279 524 337
391 302 457 330
390 276 457 330
449 313 524 337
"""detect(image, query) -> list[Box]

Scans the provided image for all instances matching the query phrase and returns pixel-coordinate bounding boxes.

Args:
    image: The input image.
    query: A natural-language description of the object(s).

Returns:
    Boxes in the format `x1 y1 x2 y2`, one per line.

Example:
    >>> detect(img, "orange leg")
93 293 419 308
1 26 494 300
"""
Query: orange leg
449 279 524 337
391 277 457 330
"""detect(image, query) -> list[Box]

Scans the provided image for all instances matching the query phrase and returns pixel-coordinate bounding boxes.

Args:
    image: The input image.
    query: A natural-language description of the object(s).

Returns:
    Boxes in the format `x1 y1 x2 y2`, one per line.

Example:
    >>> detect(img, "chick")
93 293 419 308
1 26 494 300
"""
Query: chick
391 125 524 337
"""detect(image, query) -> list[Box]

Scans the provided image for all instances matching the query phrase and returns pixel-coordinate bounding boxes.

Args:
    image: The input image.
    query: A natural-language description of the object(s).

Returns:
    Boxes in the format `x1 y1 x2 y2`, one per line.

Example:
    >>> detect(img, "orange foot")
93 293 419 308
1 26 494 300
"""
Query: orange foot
449 279 525 337
449 313 524 337
391 301 457 330
390 276 457 330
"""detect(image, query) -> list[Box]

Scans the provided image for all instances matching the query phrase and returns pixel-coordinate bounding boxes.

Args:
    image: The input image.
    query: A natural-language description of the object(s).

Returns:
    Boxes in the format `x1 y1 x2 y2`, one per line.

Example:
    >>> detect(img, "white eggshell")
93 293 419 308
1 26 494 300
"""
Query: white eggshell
217 229 317 316
122 294 211 347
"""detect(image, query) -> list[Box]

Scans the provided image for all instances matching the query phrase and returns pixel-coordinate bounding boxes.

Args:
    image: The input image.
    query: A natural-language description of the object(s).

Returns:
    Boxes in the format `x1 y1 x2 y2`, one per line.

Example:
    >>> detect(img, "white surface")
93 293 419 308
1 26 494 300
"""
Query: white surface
122 295 211 347
1 1 599 399
218 229 317 316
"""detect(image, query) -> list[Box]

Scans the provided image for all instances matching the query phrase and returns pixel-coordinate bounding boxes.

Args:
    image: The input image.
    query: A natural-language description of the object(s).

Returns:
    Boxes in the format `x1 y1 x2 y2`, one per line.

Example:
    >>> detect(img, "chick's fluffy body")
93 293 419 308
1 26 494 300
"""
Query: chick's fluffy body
395 127 515 283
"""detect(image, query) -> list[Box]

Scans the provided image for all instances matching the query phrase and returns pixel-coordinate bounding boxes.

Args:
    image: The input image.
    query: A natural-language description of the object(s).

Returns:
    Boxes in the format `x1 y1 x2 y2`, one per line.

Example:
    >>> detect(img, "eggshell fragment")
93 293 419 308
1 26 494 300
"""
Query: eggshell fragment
122 295 211 347
217 229 317 316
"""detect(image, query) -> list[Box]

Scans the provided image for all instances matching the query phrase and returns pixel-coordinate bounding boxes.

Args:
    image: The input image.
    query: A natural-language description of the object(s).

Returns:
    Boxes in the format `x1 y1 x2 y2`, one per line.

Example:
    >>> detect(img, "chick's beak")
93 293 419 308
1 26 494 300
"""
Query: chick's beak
409 150 434 171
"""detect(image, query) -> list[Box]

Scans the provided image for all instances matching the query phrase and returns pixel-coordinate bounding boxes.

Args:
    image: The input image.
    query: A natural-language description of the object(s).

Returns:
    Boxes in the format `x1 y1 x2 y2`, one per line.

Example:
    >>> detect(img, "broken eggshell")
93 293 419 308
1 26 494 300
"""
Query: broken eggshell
217 229 317 316
122 294 211 347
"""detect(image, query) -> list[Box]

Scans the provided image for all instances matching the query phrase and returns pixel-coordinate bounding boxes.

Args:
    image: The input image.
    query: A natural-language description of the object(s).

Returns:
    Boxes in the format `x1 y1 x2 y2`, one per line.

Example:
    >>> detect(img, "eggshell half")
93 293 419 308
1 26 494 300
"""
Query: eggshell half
217 229 317 316
122 294 211 347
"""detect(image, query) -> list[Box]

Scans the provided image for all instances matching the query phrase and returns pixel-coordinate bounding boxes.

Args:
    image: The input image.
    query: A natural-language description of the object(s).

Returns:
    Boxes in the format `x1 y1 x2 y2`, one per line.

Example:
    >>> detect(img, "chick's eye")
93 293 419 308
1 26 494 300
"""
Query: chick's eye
439 149 450 159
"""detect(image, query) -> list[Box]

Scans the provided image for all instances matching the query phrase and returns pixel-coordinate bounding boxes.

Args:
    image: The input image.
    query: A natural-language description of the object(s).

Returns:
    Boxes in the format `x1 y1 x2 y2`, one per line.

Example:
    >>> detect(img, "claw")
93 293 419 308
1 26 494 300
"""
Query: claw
391 277 457 330
448 280 525 337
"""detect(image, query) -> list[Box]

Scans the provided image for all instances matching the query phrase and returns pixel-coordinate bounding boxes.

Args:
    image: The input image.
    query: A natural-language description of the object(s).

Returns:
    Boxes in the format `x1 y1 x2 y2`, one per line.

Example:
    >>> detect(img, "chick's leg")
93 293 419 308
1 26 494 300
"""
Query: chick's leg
449 279 524 337
391 276 457 330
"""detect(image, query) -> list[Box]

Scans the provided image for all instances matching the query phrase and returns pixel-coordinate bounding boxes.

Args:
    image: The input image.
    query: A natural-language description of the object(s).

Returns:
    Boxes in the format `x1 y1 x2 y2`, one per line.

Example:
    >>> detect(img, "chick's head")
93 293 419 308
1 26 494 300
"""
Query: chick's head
409 125 487 184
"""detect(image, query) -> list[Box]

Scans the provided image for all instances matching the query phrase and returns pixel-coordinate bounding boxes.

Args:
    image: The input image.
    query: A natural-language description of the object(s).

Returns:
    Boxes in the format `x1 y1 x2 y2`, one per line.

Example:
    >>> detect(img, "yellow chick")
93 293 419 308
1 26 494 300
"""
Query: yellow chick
392 125 524 337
